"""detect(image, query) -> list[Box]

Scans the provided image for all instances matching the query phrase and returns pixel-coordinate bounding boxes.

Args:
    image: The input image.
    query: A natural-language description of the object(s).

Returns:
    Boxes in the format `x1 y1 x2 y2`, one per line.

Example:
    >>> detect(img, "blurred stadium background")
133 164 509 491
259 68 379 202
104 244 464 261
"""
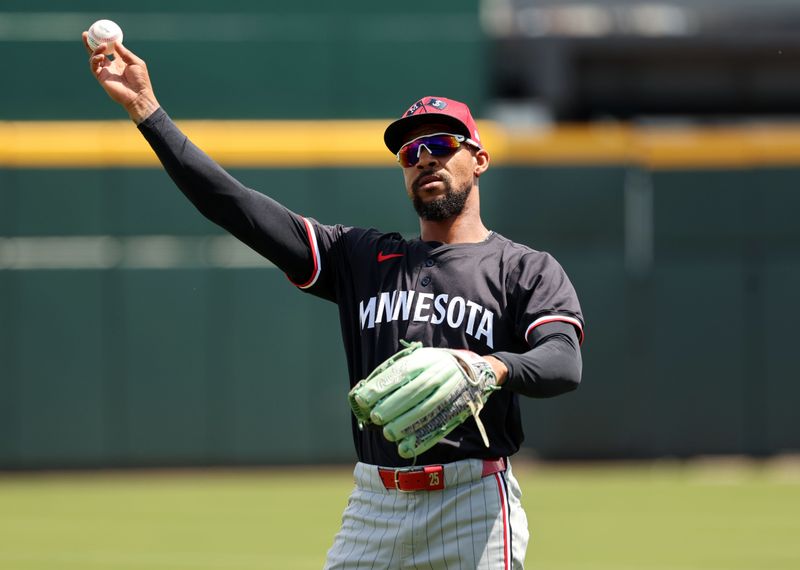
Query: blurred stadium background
2 0 798 469
1 1 799 568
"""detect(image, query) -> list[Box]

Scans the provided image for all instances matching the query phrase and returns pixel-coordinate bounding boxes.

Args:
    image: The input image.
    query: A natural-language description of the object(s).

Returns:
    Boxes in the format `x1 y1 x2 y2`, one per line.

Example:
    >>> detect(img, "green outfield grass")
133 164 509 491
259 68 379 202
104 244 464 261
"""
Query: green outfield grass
1 459 798 569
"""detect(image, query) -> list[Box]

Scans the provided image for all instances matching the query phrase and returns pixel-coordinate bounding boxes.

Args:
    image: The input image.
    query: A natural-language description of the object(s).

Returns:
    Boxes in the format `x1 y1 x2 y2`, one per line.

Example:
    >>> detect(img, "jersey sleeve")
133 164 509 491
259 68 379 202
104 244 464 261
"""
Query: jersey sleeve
286 219 353 302
289 222 389 303
511 252 585 346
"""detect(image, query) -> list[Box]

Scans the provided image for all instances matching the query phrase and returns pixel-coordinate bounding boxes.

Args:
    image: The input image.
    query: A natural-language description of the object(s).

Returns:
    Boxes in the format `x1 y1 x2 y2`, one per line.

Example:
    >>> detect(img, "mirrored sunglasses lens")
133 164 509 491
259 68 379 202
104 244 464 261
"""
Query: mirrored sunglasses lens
398 135 461 167
398 144 418 167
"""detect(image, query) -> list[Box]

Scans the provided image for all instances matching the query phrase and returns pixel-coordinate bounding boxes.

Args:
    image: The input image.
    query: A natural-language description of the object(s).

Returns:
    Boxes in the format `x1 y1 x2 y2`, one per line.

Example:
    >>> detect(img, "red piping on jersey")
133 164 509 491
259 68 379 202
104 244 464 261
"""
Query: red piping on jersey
494 472 511 570
525 315 585 345
290 217 321 290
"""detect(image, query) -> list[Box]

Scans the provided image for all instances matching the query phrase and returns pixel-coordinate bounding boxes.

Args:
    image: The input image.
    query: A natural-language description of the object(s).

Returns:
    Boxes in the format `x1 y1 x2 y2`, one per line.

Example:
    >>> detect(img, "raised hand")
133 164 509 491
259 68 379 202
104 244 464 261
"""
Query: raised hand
82 32 160 123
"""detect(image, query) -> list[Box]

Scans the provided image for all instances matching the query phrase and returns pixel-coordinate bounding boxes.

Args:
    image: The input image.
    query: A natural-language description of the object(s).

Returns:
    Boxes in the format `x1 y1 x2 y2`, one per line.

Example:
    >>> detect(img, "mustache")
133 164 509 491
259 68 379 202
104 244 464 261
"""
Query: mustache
412 170 443 193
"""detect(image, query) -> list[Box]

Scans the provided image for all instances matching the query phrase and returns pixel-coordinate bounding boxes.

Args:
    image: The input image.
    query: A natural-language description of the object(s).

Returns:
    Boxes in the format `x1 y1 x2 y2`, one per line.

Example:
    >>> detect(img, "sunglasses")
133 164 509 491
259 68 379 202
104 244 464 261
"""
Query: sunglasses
396 132 478 167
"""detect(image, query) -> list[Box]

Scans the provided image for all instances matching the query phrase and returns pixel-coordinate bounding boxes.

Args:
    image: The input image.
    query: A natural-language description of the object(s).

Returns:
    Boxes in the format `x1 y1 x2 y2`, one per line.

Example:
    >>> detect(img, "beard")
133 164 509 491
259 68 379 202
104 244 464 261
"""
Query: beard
411 173 472 221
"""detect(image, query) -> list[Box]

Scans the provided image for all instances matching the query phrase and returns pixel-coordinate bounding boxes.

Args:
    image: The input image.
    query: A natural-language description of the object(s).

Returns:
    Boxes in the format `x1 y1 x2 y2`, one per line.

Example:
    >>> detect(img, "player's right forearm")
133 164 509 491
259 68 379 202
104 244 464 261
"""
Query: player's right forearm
137 107 265 224
136 107 314 277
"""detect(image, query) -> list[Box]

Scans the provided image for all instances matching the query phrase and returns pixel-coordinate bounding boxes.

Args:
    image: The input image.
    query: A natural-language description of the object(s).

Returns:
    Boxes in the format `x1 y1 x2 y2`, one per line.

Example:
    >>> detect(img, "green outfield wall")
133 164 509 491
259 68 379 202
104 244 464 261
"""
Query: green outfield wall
0 2 485 121
2 2 799 467
1 164 799 468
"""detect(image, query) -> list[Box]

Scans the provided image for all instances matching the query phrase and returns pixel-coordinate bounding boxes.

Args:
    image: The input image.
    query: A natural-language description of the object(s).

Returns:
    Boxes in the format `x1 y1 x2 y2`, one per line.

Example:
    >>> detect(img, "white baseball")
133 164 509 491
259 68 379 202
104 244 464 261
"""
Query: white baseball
87 19 123 52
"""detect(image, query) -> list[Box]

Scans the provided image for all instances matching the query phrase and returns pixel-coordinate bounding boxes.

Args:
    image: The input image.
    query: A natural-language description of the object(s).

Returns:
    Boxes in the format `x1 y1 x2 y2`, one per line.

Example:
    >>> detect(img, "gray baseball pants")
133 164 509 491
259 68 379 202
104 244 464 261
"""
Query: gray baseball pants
324 457 529 569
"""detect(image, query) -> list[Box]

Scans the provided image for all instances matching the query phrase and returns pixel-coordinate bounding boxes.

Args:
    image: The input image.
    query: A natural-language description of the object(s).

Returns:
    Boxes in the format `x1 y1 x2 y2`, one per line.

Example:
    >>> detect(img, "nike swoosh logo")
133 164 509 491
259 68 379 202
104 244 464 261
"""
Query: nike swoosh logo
377 251 404 263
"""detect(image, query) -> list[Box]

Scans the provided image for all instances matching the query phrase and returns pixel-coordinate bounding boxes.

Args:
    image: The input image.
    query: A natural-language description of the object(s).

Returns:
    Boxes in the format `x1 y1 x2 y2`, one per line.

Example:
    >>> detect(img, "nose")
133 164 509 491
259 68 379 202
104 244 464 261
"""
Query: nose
415 146 439 169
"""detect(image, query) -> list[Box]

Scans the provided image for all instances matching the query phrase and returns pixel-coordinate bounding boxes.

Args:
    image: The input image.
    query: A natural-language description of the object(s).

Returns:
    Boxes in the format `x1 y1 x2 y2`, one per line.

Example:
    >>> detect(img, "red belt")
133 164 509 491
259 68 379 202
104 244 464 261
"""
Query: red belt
378 458 506 492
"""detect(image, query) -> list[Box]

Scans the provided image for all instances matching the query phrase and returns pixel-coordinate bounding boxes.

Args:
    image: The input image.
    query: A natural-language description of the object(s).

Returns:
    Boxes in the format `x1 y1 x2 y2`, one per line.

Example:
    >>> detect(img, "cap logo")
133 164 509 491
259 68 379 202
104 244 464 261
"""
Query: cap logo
405 100 423 117
404 98 449 117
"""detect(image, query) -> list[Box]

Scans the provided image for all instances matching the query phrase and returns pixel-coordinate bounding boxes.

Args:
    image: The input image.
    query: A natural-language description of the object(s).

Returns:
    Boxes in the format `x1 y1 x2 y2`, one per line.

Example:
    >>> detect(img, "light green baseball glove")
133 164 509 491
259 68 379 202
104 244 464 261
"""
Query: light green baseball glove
348 341 500 459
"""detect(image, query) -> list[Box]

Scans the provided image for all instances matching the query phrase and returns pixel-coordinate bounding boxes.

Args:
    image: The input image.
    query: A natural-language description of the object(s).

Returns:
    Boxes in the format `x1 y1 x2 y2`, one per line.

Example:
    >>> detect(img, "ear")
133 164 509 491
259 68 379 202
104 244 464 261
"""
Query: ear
473 149 490 178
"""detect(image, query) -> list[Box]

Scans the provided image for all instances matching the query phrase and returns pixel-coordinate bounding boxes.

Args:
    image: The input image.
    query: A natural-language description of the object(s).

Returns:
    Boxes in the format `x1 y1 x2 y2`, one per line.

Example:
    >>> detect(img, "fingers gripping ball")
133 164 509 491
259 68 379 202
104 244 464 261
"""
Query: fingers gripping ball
87 19 123 59
348 341 500 459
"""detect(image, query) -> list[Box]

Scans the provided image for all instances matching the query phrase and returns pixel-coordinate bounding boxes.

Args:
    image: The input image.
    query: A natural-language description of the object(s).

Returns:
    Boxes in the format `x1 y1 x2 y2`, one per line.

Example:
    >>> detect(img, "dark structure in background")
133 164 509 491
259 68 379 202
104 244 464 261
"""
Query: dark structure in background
486 0 800 120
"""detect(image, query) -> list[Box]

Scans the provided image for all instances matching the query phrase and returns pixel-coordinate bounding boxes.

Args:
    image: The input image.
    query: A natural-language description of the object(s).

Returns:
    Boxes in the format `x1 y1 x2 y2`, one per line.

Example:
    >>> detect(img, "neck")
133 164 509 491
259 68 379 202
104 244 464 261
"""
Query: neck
419 203 490 244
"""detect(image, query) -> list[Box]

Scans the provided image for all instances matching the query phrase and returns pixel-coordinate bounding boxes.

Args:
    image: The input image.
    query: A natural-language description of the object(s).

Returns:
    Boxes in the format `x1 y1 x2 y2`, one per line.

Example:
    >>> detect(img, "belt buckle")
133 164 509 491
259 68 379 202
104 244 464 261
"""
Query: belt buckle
393 467 417 492
390 465 445 492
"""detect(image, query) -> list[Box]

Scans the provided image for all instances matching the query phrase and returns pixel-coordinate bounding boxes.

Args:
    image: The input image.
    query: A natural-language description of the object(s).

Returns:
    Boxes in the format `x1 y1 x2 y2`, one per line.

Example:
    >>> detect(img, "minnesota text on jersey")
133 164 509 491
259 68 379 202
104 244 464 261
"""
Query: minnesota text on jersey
359 290 495 348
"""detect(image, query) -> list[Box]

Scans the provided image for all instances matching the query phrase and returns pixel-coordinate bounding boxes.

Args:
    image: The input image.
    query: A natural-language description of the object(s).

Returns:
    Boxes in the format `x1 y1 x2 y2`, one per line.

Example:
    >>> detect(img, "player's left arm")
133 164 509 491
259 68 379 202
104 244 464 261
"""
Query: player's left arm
488 251 585 397
483 355 509 385
488 321 582 397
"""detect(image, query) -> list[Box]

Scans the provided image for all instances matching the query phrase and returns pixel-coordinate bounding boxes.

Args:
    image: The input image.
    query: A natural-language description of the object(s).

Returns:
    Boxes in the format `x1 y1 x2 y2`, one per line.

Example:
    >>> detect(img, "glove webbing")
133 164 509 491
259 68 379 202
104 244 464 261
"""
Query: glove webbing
406 385 494 450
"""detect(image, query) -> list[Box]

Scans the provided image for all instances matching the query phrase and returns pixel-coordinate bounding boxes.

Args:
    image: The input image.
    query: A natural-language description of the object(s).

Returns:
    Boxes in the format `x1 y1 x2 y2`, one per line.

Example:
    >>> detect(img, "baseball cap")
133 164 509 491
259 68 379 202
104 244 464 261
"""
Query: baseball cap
384 96 483 154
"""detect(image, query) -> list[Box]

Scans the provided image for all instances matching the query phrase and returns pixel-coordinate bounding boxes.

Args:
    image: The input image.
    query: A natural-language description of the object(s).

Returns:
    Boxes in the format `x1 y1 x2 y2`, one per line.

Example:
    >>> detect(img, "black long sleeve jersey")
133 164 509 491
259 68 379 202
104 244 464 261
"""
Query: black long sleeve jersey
138 108 586 467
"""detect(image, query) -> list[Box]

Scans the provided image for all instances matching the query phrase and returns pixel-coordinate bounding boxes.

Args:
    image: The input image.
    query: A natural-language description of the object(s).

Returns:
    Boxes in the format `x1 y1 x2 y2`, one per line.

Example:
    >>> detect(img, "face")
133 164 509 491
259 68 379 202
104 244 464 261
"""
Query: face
398 123 489 221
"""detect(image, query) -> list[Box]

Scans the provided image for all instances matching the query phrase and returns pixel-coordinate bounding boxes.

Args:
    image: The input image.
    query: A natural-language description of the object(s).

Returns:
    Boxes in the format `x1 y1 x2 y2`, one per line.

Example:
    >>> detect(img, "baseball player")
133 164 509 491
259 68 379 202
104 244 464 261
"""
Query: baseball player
85 36 584 569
